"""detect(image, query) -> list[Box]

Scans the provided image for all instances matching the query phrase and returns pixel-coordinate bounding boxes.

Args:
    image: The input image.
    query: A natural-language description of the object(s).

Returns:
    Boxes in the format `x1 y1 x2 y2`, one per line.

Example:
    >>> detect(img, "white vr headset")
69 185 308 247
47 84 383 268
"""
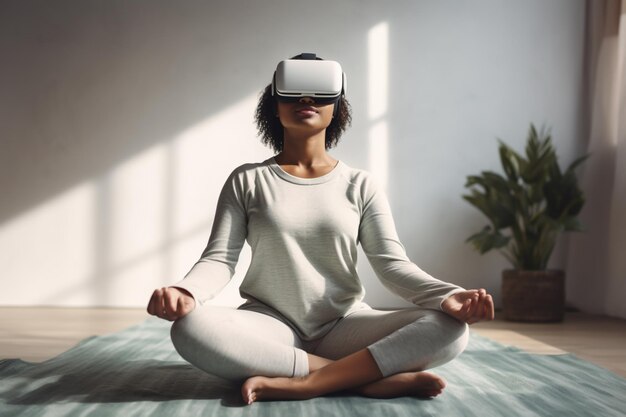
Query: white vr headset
272 53 347 104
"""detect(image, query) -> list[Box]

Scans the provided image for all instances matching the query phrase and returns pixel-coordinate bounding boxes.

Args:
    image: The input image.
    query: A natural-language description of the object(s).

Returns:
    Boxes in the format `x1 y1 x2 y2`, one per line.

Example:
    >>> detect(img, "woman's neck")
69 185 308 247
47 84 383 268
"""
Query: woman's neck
274 131 337 179
276 130 335 168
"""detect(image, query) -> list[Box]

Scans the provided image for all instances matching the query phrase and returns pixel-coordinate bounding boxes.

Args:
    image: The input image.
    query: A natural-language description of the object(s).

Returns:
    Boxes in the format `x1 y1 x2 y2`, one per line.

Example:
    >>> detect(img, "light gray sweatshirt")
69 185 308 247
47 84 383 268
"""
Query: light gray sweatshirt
175 157 465 340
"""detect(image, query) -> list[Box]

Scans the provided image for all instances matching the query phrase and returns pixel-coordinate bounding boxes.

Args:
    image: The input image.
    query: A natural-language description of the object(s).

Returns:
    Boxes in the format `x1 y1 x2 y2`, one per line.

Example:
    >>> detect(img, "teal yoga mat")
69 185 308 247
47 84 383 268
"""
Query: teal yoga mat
1 317 625 416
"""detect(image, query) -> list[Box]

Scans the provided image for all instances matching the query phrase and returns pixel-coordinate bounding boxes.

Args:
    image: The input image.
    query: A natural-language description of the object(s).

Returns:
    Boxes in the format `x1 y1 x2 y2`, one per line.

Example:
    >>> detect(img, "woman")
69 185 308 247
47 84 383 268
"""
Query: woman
147 54 494 404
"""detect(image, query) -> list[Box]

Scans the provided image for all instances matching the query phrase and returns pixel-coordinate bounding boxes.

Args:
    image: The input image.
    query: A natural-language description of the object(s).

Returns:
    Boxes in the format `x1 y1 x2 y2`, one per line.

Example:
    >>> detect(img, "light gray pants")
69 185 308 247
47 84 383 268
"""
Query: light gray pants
170 305 469 382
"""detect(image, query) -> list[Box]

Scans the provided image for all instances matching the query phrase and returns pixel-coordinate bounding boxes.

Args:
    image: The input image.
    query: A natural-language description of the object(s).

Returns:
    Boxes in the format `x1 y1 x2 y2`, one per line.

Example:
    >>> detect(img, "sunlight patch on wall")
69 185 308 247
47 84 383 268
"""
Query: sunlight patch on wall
368 21 390 190
368 22 389 121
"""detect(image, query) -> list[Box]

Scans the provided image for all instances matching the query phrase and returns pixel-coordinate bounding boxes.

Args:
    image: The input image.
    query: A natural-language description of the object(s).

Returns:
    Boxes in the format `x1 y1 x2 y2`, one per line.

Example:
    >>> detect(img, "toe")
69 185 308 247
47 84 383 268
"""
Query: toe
241 379 255 405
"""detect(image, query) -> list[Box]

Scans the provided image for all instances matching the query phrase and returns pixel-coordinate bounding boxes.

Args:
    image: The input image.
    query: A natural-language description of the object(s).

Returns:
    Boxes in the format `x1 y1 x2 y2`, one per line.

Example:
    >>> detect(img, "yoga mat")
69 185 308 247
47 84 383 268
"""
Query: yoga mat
1 317 625 417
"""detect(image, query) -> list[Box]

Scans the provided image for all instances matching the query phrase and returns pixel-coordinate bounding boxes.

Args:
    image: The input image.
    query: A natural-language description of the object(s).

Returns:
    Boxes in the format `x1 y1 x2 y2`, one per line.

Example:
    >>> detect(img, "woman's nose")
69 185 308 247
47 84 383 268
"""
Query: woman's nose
299 97 315 104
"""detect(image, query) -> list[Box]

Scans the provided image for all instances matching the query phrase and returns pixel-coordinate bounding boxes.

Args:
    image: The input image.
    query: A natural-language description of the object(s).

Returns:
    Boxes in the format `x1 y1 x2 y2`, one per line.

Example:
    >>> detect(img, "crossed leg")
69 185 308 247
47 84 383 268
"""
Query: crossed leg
242 349 447 403
170 305 468 404
307 350 446 398
242 308 468 403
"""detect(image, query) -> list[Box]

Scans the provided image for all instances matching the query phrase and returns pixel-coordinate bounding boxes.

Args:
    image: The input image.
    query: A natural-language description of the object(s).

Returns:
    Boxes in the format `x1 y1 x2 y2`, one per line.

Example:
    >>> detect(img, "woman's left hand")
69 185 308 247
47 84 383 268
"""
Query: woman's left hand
441 289 495 324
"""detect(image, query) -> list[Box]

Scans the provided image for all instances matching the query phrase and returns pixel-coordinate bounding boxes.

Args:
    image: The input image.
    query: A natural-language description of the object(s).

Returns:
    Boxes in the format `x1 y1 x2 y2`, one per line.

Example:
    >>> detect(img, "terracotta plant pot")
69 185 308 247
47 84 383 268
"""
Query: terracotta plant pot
501 269 565 322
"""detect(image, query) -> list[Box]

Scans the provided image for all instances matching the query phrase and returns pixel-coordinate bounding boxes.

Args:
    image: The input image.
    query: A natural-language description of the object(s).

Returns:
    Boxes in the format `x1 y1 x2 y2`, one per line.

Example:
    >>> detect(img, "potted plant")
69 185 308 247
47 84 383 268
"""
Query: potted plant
463 124 588 322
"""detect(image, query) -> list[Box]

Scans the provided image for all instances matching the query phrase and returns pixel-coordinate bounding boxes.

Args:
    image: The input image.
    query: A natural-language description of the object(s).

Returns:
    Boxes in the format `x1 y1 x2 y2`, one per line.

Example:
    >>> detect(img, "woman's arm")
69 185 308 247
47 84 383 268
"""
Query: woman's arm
147 168 248 320
358 174 494 322
358 174 465 311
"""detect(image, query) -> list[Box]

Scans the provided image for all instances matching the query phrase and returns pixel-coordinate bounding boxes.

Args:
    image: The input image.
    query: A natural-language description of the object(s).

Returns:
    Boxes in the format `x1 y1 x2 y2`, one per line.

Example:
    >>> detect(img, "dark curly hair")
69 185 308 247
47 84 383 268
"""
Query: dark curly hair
254 84 352 153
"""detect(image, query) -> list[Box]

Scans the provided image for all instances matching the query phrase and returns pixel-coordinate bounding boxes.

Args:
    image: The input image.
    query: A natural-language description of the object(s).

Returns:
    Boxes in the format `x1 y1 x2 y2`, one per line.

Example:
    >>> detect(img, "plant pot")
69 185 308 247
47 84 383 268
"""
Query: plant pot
501 269 565 322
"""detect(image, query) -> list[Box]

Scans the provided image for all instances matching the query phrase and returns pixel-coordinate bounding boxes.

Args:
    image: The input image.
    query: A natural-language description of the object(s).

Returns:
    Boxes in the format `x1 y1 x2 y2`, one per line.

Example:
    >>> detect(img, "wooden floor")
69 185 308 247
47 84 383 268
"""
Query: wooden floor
1 307 625 378
471 312 626 377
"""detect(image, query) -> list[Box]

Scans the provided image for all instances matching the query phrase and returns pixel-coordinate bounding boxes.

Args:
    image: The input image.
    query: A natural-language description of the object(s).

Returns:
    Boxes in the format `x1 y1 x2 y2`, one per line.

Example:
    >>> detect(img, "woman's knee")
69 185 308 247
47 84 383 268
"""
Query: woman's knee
170 307 228 364
170 309 202 360
440 313 469 357
367 309 469 376
170 306 253 380
425 310 469 366
170 306 305 381
170 311 193 352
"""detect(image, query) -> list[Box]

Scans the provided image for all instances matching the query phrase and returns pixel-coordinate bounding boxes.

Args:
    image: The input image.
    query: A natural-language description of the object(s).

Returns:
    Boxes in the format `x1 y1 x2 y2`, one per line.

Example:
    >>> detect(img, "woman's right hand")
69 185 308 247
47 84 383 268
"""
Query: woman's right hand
147 287 196 321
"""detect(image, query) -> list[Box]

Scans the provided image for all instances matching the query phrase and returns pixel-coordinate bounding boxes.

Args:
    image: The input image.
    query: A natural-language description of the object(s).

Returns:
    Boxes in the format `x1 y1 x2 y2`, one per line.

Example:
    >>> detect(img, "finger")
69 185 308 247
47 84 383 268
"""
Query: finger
165 288 178 315
468 291 487 323
159 287 172 321
459 289 477 302
457 298 473 322
465 293 480 320
456 298 470 317
162 288 178 321
474 289 488 321
466 305 479 324
147 288 162 316
471 291 494 324
485 294 495 320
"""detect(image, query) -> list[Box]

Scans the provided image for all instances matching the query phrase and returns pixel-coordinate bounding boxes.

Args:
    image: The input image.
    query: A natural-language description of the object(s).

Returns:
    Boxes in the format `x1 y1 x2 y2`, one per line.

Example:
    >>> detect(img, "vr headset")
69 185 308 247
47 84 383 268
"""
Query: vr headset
272 53 347 106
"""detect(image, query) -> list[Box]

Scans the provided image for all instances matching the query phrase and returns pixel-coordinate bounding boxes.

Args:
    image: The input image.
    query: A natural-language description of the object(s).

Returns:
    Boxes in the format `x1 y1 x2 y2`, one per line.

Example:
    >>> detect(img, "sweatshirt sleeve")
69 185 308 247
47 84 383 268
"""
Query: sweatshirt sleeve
173 168 248 305
357 174 465 310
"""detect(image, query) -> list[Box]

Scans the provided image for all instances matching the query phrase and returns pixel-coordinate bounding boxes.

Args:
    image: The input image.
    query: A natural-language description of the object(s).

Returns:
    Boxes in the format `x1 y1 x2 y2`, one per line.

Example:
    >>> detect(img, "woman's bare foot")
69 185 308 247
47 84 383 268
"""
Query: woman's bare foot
241 371 446 404
356 371 446 398
242 375 312 404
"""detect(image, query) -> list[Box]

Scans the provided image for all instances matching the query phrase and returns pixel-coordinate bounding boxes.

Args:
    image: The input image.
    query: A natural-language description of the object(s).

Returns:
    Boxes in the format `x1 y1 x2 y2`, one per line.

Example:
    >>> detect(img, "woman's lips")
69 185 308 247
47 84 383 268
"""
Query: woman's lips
295 106 319 116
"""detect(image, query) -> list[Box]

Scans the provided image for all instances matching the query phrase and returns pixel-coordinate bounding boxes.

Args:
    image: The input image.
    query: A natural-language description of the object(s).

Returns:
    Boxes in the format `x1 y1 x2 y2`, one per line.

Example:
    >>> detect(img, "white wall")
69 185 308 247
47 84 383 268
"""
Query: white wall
0 0 586 308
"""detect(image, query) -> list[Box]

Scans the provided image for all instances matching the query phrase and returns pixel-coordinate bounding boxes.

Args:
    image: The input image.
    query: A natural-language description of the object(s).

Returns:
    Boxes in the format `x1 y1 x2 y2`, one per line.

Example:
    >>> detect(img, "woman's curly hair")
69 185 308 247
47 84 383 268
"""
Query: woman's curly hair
254 84 352 153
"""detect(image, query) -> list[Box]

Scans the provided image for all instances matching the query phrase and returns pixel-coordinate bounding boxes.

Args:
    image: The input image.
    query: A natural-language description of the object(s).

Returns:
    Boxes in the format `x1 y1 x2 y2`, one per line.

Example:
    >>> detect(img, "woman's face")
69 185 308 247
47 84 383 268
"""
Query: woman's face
277 97 335 134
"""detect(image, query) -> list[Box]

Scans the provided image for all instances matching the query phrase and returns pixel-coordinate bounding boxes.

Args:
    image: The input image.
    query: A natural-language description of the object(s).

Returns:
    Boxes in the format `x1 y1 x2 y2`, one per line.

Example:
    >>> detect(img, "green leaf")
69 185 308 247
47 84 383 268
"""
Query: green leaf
498 140 520 182
481 171 514 195
463 189 515 229
525 124 540 161
565 153 590 175
520 125 557 184
466 226 511 254
544 171 586 219
464 175 484 188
